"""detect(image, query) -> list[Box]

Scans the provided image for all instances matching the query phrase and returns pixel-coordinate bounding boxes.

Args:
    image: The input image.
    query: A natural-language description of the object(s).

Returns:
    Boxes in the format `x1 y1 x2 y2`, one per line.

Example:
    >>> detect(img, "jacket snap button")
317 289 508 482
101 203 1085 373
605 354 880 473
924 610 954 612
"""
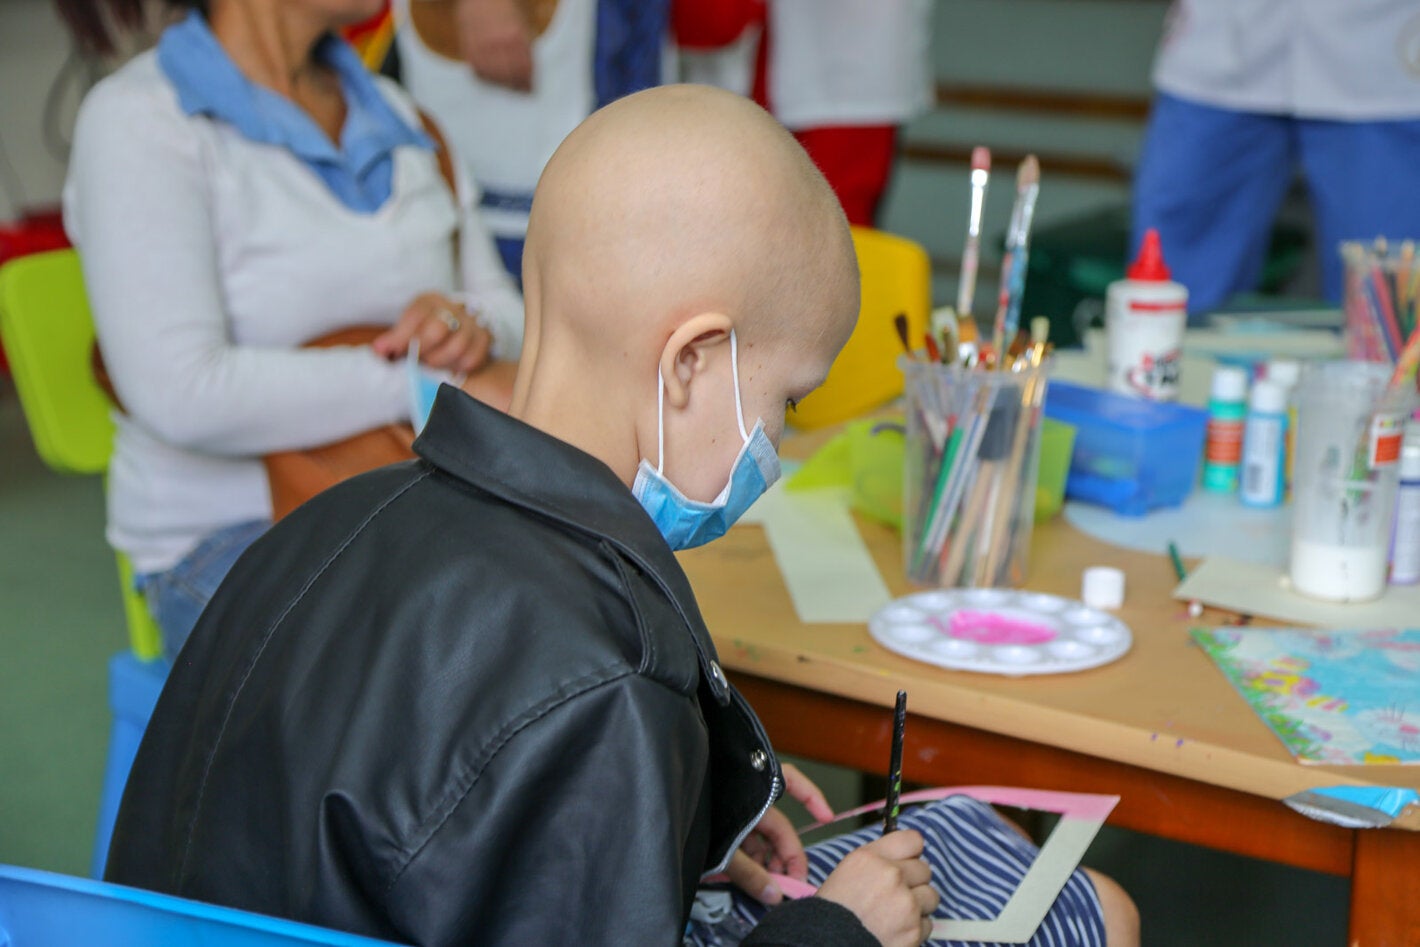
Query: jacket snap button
709 661 727 689
749 749 768 771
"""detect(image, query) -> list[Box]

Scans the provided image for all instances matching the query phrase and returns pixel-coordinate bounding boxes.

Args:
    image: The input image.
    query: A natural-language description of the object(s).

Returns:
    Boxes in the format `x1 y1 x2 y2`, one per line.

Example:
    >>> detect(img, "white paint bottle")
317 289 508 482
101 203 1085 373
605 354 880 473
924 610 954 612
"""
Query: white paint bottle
1390 422 1420 585
1105 229 1188 401
1239 380 1287 507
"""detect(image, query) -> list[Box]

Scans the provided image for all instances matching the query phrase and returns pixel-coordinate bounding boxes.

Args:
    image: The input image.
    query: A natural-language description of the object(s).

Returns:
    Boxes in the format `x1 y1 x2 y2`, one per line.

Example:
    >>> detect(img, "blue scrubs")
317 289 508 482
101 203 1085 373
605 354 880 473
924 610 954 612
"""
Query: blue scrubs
1132 91 1420 317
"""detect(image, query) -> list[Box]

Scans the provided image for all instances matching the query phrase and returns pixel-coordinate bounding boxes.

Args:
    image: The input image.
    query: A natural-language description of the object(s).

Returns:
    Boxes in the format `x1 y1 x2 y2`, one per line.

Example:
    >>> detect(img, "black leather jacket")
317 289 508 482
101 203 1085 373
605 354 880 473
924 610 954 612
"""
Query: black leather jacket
107 389 874 946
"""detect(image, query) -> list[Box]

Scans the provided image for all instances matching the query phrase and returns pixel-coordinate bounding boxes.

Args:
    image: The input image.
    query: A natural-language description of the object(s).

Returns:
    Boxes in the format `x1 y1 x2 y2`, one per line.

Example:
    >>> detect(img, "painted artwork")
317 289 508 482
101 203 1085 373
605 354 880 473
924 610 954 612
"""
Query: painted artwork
1193 627 1420 765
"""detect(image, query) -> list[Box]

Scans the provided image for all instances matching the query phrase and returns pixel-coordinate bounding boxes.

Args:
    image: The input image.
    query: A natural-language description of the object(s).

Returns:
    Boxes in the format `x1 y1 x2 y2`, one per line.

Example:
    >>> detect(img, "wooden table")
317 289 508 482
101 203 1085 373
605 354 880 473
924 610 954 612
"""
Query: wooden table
676 498 1420 946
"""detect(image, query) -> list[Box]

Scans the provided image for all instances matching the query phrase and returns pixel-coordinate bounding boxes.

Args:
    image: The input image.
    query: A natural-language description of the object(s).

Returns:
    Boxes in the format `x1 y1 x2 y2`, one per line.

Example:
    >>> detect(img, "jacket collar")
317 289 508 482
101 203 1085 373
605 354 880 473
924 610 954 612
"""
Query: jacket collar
413 387 732 703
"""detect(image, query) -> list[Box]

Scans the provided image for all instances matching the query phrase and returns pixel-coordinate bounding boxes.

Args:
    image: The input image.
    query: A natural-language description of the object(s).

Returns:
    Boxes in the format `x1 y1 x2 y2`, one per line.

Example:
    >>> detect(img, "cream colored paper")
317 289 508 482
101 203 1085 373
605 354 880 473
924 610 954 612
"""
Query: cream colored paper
739 482 892 623
1174 555 1420 626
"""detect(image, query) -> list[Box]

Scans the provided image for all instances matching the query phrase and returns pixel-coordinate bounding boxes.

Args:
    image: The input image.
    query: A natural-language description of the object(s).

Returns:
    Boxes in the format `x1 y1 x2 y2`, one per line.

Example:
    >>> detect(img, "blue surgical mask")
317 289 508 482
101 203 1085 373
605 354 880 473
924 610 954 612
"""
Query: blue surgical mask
632 330 781 550
407 339 460 434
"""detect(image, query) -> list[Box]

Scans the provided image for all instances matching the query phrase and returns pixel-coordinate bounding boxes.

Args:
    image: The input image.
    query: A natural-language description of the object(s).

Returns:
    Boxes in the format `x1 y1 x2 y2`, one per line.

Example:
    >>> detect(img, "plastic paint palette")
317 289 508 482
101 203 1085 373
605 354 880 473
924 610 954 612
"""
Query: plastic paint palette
868 588 1132 676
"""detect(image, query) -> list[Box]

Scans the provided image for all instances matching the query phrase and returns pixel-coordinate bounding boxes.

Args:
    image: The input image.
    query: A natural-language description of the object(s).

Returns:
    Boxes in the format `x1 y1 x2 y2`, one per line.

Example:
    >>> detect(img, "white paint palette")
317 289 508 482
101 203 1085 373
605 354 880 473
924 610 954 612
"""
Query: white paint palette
868 588 1133 676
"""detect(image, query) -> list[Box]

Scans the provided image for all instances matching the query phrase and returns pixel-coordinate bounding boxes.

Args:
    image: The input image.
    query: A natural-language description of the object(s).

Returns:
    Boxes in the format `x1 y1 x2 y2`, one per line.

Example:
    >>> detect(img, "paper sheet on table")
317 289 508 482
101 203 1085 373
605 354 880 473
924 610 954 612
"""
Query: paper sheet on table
739 481 892 623
1174 556 1420 626
1064 493 1290 567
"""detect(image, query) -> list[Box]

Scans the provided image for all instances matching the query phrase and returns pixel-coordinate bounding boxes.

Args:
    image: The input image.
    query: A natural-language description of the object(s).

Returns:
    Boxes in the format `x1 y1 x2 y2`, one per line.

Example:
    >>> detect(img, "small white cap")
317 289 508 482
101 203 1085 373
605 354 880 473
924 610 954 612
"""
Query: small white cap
1210 365 1250 401
1081 566 1126 610
1249 379 1288 414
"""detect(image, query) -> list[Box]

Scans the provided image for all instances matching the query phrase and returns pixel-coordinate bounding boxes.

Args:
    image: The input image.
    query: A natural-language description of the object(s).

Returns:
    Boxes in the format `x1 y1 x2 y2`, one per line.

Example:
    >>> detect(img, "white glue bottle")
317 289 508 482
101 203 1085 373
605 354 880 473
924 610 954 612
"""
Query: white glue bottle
1105 228 1189 401
1239 380 1287 507
1389 422 1420 585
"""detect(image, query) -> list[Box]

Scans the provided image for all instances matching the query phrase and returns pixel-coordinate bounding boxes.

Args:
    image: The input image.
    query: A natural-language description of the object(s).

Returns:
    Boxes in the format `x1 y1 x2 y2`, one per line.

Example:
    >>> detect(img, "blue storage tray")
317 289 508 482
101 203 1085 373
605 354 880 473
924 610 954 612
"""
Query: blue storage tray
1043 380 1208 516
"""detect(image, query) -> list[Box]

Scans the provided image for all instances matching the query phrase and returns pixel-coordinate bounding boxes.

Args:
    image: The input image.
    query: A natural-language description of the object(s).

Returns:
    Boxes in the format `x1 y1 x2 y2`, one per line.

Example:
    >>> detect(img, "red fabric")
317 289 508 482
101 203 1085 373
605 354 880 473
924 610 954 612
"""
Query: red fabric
621 1 903 226
341 3 392 44
671 0 764 49
793 125 897 226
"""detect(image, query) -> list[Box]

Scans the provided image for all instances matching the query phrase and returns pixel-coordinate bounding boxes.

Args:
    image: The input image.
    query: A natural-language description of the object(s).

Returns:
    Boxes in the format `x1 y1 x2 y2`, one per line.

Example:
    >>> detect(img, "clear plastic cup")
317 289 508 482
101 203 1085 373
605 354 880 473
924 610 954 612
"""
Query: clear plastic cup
1289 361 1415 602
902 360 1046 589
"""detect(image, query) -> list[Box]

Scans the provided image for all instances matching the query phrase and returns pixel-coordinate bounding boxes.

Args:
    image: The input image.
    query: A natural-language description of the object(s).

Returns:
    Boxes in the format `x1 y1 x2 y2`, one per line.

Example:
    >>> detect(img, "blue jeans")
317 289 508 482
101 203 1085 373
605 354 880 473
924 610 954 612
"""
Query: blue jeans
1131 91 1420 315
136 519 269 659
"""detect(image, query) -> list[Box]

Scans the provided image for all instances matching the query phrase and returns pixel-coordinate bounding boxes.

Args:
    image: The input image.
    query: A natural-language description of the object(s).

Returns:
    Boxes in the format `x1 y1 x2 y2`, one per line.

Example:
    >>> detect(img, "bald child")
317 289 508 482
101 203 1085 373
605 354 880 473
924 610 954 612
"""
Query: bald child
105 86 1134 947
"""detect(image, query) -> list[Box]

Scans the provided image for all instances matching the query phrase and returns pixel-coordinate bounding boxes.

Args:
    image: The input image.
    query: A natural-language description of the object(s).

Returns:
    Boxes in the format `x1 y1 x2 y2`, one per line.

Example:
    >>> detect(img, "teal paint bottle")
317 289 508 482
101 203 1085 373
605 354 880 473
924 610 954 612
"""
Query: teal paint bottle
1201 365 1248 493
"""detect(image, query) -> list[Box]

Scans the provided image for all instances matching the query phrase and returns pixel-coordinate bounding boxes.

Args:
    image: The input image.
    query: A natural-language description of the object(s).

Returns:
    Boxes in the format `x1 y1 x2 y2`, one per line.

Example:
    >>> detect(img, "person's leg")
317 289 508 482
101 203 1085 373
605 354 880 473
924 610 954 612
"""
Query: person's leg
689 795 1131 946
792 125 898 227
1132 91 1294 318
137 519 269 659
1082 868 1140 947
1295 116 1420 303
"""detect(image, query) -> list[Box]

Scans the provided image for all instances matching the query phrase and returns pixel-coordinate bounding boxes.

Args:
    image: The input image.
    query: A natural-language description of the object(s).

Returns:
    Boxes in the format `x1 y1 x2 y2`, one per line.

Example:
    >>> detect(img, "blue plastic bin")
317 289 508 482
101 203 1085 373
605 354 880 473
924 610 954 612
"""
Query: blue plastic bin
1043 380 1208 516
0 864 405 946
91 652 168 879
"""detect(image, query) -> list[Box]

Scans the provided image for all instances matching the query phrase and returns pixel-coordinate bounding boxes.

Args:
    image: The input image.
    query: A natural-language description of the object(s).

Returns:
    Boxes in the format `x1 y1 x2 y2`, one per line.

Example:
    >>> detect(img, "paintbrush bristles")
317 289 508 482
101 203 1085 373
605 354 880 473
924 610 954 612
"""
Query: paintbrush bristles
957 146 992 324
1017 154 1039 190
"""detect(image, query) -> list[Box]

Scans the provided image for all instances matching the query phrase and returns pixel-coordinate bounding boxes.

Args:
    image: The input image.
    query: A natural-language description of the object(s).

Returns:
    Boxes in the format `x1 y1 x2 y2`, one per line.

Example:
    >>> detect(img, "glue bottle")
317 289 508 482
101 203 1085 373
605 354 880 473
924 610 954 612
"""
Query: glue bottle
1201 365 1249 493
1105 229 1188 402
1239 379 1287 507
1389 422 1420 585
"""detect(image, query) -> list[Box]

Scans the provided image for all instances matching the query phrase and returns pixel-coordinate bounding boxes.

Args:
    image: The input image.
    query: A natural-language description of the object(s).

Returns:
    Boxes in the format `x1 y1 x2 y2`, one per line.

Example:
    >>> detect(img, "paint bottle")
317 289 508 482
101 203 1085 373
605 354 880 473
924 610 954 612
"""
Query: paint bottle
1239 379 1287 507
1201 365 1249 493
1105 229 1188 402
1389 422 1420 585
1264 358 1302 496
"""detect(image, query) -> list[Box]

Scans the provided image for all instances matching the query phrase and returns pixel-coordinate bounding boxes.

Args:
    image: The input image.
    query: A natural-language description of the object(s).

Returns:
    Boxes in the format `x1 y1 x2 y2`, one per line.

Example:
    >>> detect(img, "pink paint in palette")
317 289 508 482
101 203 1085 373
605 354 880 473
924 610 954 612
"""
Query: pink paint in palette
870 588 1132 676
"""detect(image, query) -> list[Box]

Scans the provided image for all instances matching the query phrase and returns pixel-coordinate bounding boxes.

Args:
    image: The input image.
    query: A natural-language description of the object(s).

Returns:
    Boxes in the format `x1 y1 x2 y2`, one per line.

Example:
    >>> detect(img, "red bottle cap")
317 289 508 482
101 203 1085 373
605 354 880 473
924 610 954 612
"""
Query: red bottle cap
1127 228 1172 281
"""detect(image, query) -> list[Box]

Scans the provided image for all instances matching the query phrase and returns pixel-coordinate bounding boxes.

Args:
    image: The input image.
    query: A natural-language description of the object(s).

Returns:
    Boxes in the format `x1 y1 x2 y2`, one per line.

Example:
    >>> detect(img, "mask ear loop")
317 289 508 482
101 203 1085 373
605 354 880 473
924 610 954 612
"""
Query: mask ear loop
654 368 667 476
730 329 750 443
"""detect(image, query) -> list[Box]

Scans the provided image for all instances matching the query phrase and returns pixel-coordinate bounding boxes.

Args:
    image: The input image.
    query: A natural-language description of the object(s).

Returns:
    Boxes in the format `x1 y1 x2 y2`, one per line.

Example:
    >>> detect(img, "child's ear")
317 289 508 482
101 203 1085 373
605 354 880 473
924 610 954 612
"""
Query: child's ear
659 312 733 409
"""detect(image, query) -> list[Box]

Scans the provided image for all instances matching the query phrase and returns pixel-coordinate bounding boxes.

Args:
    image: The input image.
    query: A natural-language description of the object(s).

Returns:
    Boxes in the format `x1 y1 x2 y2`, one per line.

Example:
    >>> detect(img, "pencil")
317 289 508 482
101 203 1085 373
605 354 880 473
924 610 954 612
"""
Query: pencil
1167 541 1187 582
884 690 907 834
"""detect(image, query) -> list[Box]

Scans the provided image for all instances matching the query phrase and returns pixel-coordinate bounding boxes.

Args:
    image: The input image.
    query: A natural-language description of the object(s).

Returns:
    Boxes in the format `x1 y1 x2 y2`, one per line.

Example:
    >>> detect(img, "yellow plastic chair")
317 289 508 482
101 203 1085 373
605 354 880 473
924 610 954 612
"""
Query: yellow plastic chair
0 249 163 659
788 226 932 430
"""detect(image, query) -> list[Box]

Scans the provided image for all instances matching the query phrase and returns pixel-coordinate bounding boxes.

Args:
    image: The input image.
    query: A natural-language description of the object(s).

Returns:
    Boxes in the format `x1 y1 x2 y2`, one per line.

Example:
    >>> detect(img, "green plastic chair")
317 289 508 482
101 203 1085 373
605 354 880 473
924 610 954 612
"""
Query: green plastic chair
0 249 163 659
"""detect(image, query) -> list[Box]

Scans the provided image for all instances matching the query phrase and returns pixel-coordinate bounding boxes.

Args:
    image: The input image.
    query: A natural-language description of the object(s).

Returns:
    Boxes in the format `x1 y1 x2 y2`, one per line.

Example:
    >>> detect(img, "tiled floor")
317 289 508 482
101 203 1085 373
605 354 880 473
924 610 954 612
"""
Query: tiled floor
0 379 1349 943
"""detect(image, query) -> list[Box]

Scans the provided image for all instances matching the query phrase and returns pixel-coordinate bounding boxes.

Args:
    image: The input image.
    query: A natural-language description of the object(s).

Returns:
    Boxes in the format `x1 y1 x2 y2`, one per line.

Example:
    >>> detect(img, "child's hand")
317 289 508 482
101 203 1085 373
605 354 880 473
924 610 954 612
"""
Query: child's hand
815 830 937 947
780 762 834 824
374 293 494 374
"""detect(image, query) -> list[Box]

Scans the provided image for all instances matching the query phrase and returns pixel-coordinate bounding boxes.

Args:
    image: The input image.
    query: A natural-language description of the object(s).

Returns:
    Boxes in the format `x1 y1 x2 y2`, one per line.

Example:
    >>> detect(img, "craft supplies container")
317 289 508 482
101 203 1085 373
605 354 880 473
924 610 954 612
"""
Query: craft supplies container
1290 361 1414 602
903 360 1047 589
1341 242 1416 366
1041 380 1207 516
1388 422 1420 585
1105 228 1187 401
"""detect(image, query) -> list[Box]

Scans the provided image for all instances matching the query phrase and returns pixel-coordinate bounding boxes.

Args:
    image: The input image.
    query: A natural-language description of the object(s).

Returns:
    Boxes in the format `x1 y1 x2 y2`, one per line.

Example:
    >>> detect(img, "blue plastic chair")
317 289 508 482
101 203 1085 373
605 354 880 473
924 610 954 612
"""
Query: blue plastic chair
0 864 406 946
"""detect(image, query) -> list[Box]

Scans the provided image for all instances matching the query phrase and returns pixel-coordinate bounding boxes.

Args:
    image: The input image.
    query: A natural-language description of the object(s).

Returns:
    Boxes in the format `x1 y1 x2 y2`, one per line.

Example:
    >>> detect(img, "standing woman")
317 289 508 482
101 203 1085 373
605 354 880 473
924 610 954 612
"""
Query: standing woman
55 0 524 658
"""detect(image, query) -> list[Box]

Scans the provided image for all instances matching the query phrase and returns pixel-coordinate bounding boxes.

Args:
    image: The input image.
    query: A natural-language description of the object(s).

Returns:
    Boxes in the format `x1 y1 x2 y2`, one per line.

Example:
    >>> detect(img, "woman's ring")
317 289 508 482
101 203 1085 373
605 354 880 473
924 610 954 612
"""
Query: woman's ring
435 308 461 333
